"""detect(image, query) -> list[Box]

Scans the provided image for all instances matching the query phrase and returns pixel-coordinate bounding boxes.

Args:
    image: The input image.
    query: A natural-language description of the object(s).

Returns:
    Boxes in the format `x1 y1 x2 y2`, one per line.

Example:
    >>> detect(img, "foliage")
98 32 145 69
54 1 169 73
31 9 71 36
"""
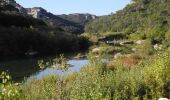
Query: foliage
0 10 90 59
38 54 70 71
0 5 19 12
0 26 89 59
85 0 170 44
1 0 170 99
142 51 170 99
129 31 146 40
135 39 154 58
20 50 170 99
0 12 46 28
0 71 20 100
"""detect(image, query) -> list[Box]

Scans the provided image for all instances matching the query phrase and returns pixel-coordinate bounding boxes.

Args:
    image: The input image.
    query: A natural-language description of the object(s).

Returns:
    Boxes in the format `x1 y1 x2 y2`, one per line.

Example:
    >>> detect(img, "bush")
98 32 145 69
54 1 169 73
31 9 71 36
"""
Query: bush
0 12 46 28
0 26 89 58
146 26 166 42
136 39 154 58
20 50 170 99
129 32 146 40
0 71 20 100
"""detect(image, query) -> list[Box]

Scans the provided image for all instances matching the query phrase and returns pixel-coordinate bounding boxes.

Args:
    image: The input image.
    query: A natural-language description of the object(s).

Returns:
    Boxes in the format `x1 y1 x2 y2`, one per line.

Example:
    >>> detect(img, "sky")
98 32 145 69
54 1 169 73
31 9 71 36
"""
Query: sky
15 0 131 16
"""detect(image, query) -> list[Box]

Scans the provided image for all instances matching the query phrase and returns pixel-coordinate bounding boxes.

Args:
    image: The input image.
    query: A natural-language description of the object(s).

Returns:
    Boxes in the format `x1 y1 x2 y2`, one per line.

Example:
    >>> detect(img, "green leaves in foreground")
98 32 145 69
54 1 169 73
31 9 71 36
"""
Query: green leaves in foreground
0 71 20 100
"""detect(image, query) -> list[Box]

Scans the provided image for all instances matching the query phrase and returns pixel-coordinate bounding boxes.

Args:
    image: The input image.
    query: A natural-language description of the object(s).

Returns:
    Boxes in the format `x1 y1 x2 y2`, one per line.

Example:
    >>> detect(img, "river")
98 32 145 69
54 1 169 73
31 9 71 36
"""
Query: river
0 56 89 82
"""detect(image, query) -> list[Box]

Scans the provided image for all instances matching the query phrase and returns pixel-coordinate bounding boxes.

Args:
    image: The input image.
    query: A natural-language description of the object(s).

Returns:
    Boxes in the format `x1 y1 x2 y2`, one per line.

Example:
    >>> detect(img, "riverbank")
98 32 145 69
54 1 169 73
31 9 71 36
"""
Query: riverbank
0 47 170 99
18 49 170 99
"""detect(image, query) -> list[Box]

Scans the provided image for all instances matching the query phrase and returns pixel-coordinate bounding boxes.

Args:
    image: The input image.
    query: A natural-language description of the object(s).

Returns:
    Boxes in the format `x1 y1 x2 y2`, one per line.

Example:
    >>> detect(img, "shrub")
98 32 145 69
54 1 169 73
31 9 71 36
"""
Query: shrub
129 32 146 40
136 39 154 58
0 71 20 100
20 49 170 99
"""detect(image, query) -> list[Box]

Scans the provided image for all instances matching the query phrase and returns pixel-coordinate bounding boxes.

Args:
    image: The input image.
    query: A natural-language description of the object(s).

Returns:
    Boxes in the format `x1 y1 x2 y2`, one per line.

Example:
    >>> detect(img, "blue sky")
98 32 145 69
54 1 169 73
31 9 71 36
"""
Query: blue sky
15 0 131 16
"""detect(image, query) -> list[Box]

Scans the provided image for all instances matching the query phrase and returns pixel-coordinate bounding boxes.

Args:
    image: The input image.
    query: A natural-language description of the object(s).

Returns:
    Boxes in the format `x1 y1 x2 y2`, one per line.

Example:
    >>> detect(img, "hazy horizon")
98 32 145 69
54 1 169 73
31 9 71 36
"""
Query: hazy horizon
15 0 131 16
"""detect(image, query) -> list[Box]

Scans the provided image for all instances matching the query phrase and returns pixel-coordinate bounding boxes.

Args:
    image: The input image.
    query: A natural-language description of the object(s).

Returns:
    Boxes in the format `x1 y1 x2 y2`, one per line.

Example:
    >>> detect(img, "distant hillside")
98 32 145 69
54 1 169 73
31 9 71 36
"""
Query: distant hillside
85 0 170 43
0 0 89 59
0 0 85 34
0 1 46 28
57 13 97 26
26 7 84 34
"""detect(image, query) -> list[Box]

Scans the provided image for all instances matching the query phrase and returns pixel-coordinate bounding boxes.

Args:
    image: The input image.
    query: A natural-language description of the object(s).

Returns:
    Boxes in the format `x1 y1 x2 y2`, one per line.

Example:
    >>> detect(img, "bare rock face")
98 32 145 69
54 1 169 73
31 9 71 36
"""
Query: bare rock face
0 0 96 34
57 13 97 25
26 7 84 34
26 7 47 18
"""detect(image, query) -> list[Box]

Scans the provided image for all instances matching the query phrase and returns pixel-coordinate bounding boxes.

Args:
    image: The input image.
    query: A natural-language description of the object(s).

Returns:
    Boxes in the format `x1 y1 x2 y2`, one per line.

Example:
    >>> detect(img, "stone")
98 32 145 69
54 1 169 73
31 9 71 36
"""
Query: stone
92 47 101 53
136 40 145 45
120 41 134 45
154 44 163 50
158 98 169 100
114 53 123 59
132 48 137 52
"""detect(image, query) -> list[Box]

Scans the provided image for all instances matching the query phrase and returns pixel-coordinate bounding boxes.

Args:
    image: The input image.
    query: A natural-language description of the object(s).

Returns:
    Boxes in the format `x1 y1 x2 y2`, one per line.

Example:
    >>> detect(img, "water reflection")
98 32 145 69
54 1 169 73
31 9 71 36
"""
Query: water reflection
28 58 110 81
34 59 89 79
0 58 89 82
0 58 40 81
0 56 110 82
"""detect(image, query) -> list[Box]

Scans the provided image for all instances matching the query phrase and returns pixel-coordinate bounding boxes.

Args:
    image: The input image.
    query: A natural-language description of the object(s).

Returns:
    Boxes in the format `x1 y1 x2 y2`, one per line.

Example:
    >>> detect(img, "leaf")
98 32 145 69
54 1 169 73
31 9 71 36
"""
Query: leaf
2 79 7 84
6 75 11 80
0 83 4 88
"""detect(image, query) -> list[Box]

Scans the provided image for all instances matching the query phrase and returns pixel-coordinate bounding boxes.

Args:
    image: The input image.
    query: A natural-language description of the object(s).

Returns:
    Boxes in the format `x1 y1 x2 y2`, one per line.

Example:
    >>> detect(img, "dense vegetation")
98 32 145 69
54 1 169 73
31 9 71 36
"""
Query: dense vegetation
0 7 89 59
0 12 46 28
0 0 170 99
85 0 170 44
1 49 167 99
0 26 89 59
0 4 18 12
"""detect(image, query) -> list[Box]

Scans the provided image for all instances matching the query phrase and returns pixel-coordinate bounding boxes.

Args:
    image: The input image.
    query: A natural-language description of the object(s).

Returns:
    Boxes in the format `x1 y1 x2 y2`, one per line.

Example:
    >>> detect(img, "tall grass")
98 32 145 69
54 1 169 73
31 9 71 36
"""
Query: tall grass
19 50 170 100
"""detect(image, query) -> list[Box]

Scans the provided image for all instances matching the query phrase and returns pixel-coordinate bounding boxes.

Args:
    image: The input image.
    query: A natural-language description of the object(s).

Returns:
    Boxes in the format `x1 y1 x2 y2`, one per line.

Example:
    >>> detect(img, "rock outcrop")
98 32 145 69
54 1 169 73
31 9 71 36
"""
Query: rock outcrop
26 7 49 19
1 0 91 34
26 7 84 34
57 13 97 25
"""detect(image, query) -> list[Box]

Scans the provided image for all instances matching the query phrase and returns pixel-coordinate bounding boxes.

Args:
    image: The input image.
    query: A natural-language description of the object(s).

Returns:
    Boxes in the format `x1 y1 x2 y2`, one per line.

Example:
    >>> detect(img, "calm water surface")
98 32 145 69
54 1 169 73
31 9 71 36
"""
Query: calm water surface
34 59 89 79
0 57 89 82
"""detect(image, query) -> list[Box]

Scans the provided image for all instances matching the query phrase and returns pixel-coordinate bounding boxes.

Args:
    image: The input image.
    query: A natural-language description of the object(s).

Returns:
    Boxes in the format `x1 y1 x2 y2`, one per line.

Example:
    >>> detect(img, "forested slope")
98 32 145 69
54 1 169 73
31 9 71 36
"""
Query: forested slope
85 0 170 44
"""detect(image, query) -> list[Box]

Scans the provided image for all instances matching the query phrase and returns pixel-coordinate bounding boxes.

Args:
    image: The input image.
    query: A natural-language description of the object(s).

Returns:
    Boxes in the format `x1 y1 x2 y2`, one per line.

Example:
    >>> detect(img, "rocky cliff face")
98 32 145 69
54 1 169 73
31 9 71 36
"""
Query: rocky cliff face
26 7 84 34
0 0 96 34
26 7 48 18
57 13 97 25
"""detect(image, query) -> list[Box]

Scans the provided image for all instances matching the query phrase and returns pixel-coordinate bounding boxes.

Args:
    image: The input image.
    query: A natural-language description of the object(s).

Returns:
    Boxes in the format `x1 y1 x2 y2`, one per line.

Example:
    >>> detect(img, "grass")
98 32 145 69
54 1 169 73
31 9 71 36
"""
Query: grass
17 49 170 100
